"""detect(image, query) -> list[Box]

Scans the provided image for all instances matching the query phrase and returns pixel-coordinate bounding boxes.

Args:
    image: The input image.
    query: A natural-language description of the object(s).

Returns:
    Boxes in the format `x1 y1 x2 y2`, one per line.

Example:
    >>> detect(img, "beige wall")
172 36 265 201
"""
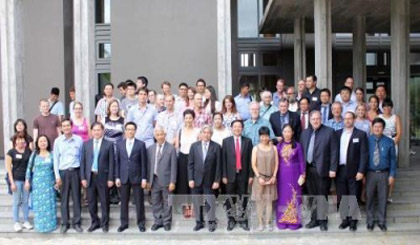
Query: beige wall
111 0 218 93
22 0 65 133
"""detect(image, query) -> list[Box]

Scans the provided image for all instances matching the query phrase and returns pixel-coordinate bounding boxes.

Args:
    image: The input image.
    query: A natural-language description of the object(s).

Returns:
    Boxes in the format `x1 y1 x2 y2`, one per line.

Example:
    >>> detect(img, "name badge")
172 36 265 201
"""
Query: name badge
312 97 318 101
353 138 359 143
16 154 22 159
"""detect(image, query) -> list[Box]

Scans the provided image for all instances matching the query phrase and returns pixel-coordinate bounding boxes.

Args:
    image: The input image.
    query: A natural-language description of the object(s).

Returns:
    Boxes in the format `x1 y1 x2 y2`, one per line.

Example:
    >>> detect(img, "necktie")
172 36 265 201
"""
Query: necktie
301 113 307 130
154 144 162 175
92 140 99 172
322 106 328 124
127 140 133 157
280 115 285 128
307 131 315 164
203 142 208 163
235 138 242 171
373 139 380 166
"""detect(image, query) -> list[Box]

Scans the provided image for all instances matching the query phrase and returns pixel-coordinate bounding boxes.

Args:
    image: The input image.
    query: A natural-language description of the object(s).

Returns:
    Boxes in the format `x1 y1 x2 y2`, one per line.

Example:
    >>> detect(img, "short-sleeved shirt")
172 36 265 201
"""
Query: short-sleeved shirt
126 104 158 148
33 114 60 148
121 97 138 114
49 99 65 116
7 148 32 181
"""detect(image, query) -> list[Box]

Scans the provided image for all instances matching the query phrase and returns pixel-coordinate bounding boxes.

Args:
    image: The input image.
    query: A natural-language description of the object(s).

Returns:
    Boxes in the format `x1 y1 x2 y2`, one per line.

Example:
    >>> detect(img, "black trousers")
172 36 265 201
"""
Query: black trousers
87 174 110 227
192 184 216 224
225 172 248 223
119 182 145 227
59 168 81 226
306 165 331 223
336 165 360 221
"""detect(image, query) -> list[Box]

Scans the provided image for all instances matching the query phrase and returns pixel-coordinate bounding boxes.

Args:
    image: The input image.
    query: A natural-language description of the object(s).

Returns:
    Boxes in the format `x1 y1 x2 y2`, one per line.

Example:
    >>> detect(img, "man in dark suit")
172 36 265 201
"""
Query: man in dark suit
115 122 148 233
336 112 368 232
81 122 114 233
297 97 311 131
222 120 253 231
188 125 222 232
270 98 301 142
300 110 338 231
320 88 333 124
147 126 177 231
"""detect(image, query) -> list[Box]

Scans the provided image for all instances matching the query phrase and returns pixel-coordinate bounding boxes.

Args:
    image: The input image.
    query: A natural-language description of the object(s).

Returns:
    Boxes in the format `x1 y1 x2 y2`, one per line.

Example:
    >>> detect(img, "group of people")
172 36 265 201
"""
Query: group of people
5 74 398 234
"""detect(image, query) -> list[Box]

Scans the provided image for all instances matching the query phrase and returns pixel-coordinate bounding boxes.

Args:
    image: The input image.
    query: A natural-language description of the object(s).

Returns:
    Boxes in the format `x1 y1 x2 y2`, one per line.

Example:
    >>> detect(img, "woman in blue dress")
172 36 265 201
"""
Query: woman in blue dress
24 135 57 233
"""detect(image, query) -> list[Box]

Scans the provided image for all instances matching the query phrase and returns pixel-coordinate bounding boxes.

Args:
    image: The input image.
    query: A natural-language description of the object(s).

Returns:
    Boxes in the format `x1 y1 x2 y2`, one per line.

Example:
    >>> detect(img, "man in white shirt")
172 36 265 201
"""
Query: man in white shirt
334 77 357 103
49 87 65 121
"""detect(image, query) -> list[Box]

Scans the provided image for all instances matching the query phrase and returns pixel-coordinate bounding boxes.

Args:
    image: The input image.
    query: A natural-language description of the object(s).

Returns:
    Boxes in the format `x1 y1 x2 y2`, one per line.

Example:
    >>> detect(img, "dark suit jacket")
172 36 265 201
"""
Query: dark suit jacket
300 125 338 178
222 136 253 183
336 128 369 178
81 138 114 187
188 140 221 187
116 138 147 185
269 111 302 141
147 142 177 187
320 103 333 122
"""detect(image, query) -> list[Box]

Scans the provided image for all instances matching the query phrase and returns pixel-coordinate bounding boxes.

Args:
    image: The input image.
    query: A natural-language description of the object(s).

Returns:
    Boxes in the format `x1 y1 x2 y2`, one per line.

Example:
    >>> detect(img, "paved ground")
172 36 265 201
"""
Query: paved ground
0 232 420 245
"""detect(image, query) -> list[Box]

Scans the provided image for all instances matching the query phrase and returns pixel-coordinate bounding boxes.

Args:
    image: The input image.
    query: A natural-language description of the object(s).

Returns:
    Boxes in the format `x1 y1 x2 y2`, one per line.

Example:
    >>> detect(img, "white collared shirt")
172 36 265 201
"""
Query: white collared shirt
126 138 135 156
234 136 242 150
340 128 353 165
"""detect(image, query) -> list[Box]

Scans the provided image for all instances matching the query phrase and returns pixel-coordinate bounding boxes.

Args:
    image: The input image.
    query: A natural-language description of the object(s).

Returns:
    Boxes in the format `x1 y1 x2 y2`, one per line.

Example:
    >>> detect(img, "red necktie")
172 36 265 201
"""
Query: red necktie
301 113 306 129
235 138 242 171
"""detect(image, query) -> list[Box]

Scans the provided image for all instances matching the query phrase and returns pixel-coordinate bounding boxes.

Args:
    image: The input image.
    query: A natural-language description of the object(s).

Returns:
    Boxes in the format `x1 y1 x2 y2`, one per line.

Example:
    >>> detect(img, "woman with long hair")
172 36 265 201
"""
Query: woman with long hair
24 135 57 233
203 86 221 114
10 119 33 151
221 95 241 131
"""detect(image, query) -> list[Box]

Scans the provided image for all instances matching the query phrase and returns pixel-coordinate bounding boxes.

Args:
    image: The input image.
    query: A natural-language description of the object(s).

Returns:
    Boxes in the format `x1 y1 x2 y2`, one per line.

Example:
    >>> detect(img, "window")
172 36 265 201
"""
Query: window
262 52 279 66
98 73 111 93
96 0 111 24
240 53 256 67
98 43 111 59
410 53 420 65
366 53 377 66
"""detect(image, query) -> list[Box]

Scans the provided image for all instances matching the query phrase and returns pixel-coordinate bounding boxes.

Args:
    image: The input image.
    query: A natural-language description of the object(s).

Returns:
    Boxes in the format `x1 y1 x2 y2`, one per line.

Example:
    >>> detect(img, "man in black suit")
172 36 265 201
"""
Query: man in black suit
81 122 114 233
222 120 253 231
147 126 177 232
115 122 148 233
300 110 338 231
188 125 222 232
320 88 333 124
336 112 368 231
270 98 301 142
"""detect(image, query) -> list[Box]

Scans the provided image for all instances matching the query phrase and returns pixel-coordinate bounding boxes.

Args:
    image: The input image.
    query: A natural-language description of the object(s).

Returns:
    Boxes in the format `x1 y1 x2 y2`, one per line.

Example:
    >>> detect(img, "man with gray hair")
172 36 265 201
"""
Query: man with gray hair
147 126 177 231
188 125 222 232
243 102 275 145
260 90 279 121
325 102 344 131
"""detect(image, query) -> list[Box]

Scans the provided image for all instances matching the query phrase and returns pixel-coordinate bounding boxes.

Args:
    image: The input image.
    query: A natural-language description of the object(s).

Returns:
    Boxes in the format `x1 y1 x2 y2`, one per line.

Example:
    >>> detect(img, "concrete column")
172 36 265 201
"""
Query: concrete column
217 0 232 99
314 0 332 89
73 0 95 121
294 17 306 83
391 0 410 168
0 0 24 154
352 16 366 90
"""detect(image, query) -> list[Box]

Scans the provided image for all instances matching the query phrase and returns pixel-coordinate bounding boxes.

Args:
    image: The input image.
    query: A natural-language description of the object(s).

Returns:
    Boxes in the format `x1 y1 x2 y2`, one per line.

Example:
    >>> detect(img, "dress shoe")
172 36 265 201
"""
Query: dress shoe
305 220 319 229
102 226 109 233
60 225 69 234
151 224 163 231
339 220 350 230
378 224 387 232
227 221 236 231
208 222 217 232
164 224 171 231
73 225 83 233
320 222 328 231
240 222 250 231
138 225 146 232
367 223 374 231
87 224 100 232
118 225 128 232
349 221 357 232
193 223 205 231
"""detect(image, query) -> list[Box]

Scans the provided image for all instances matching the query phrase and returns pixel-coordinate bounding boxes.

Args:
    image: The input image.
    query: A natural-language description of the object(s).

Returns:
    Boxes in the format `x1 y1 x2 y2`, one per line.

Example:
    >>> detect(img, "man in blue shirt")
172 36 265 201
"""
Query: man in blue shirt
53 118 84 233
366 118 397 232
234 82 253 121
